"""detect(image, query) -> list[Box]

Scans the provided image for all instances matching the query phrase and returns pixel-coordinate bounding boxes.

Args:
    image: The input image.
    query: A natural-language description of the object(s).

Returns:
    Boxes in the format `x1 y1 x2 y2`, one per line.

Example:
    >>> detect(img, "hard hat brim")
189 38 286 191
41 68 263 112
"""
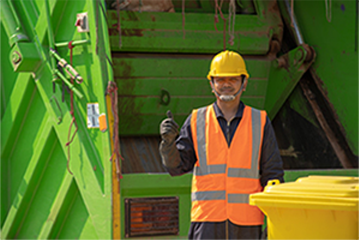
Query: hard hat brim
207 72 250 81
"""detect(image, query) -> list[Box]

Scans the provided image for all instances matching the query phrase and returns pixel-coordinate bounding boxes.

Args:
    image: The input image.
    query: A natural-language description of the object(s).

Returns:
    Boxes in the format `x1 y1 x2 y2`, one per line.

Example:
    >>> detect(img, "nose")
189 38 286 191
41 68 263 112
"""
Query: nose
222 79 231 86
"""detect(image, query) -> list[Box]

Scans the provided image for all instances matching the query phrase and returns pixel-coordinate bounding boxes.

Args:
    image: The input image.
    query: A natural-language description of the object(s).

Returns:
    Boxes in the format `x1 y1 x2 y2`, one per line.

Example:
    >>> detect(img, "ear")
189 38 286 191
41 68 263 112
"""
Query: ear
210 80 214 93
242 77 248 92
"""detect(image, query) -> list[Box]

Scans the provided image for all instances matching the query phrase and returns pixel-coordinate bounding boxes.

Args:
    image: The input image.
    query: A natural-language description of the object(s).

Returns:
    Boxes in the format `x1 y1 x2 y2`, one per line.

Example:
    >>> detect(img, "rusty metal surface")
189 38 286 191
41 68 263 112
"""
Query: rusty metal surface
308 68 350 141
106 0 283 54
300 78 354 168
120 136 166 173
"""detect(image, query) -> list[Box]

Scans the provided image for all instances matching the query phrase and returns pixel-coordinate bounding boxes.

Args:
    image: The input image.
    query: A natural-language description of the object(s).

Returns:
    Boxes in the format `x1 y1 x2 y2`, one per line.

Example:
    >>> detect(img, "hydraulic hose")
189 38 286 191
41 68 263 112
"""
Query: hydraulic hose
283 0 304 45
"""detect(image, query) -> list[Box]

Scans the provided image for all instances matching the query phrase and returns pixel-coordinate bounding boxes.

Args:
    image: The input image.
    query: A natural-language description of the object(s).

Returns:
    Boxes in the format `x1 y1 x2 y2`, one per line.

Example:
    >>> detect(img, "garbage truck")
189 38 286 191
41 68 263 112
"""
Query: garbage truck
1 0 357 238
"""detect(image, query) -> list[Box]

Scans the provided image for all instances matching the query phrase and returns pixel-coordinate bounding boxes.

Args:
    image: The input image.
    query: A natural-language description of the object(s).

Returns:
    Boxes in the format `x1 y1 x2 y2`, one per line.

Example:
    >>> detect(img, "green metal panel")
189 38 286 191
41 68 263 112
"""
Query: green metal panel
113 55 271 135
2 0 357 239
48 179 99 239
1 0 113 238
107 0 283 54
264 45 315 119
289 0 358 155
0 22 18 120
108 12 273 54
109 0 285 136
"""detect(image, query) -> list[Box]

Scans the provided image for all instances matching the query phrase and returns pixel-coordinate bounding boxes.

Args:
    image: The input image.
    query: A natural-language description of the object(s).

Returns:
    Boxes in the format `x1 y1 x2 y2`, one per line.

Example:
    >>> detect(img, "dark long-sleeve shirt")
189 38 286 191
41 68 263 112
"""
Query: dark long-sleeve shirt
165 101 284 187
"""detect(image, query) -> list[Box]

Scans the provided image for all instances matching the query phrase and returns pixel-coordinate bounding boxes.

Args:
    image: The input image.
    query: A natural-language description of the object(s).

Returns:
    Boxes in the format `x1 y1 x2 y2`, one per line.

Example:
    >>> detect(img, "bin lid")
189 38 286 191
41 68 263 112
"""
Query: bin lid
266 176 358 198
250 175 359 211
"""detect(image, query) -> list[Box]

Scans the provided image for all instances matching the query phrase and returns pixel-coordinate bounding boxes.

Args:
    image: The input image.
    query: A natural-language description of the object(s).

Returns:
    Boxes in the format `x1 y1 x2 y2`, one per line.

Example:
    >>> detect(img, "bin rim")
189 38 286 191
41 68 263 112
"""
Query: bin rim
250 175 359 211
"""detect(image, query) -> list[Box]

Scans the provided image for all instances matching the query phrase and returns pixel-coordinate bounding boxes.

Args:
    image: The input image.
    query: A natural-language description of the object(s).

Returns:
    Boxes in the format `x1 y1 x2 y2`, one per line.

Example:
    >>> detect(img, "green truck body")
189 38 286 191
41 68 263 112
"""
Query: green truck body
1 0 357 238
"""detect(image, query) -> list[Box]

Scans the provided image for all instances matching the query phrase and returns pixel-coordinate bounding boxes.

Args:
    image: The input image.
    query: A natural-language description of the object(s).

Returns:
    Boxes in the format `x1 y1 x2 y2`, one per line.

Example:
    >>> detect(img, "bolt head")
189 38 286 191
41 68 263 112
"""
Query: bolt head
12 51 22 64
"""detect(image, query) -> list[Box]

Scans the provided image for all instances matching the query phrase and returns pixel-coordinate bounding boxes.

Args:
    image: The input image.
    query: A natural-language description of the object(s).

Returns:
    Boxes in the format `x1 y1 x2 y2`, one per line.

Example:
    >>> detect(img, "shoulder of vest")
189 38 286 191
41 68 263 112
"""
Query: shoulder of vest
193 105 211 113
245 106 268 117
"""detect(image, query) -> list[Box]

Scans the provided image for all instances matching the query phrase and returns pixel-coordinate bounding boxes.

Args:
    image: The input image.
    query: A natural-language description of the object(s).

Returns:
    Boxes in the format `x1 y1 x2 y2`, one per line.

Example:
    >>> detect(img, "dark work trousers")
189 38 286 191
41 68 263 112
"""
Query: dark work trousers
188 220 263 239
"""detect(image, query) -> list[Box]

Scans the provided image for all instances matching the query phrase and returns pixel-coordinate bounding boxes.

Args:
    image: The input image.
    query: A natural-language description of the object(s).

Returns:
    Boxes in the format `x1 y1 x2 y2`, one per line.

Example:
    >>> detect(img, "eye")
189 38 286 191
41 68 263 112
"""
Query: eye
229 78 240 82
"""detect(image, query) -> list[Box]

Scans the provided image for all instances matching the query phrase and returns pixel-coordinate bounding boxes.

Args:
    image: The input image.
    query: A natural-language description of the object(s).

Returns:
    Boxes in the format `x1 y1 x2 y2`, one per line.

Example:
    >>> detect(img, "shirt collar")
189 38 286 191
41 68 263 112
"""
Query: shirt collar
212 101 245 120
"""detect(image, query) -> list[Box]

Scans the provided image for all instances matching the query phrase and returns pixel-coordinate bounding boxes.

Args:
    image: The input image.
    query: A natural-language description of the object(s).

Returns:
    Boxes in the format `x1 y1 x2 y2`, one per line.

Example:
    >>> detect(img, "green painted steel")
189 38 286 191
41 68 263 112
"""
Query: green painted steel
113 56 271 135
281 0 358 155
1 0 113 239
171 0 256 14
108 1 284 136
108 12 273 54
107 0 282 54
2 0 358 239
265 45 315 119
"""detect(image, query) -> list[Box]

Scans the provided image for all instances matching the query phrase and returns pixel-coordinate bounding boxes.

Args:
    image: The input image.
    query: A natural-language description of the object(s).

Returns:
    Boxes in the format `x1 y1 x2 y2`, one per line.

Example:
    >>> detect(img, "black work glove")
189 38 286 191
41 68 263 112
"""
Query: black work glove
160 110 179 144
159 111 181 168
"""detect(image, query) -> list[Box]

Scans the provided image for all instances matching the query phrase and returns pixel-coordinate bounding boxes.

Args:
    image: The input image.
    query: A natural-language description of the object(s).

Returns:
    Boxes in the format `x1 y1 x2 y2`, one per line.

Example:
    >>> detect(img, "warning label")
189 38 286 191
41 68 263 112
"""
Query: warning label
87 103 100 128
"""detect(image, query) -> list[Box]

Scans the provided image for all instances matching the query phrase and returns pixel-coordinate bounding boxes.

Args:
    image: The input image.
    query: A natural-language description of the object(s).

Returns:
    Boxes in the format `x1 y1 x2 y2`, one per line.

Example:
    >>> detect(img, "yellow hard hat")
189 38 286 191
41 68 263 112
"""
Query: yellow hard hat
207 50 249 80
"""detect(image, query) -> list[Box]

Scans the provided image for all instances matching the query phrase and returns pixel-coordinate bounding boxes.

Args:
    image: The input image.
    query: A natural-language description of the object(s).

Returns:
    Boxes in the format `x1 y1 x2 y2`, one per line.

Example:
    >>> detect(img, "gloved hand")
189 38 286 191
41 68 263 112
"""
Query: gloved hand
160 110 179 143
159 110 181 169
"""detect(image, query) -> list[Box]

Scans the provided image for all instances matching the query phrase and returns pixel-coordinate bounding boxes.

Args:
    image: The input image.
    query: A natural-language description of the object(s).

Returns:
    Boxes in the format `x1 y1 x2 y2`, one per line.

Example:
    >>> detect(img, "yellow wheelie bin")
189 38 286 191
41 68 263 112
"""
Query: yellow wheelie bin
250 175 358 239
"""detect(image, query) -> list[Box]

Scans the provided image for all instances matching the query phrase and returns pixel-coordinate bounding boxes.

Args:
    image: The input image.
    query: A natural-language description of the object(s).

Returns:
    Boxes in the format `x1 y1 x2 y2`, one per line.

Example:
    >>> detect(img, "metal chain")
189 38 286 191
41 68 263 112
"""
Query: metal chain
228 0 236 46
112 0 124 49
182 0 186 39
214 0 227 50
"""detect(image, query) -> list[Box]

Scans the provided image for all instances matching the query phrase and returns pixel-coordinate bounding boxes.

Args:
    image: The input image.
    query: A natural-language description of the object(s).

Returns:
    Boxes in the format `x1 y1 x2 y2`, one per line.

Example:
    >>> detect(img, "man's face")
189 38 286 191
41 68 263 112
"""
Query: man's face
211 76 245 96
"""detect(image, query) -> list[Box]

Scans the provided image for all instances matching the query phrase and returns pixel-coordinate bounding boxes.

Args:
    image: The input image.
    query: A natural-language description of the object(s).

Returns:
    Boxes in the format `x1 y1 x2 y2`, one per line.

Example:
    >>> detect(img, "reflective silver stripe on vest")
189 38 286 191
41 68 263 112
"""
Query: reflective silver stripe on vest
192 191 226 201
250 108 261 177
227 193 249 204
194 164 226 176
227 168 258 179
194 106 227 176
196 107 208 169
227 108 261 179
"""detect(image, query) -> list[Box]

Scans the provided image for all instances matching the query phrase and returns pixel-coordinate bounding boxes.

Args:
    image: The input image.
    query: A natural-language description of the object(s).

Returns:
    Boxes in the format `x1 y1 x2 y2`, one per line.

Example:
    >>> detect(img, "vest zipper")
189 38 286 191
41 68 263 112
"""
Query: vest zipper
226 119 232 146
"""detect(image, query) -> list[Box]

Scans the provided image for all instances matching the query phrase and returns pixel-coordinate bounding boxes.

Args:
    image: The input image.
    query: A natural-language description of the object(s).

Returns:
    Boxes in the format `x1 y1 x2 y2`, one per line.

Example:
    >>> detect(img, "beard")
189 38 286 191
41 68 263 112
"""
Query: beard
217 87 236 101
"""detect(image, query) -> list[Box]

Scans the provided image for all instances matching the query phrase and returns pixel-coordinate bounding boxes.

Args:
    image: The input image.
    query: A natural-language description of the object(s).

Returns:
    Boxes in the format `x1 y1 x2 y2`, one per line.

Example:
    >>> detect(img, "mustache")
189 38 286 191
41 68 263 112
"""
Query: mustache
219 87 235 91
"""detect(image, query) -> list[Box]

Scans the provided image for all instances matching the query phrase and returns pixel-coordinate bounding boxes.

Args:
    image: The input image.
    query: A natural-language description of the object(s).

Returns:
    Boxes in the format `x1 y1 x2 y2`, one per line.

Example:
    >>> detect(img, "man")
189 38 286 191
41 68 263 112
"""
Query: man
159 50 284 239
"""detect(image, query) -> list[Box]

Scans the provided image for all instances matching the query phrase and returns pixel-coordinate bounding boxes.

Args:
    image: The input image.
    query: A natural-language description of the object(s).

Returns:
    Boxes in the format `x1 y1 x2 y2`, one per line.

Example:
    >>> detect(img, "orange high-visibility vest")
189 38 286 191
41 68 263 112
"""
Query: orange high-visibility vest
190 104 266 225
